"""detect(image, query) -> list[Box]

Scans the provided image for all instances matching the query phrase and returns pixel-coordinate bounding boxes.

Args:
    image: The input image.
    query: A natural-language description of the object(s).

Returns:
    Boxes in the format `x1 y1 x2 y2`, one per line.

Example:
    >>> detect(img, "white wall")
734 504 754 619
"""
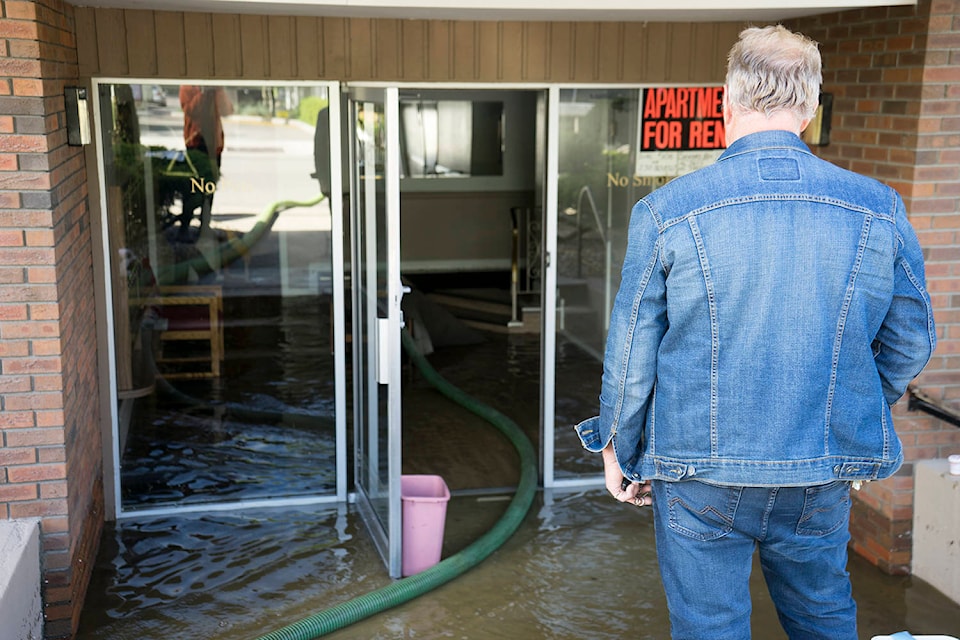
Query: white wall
912 459 960 607
0 520 43 640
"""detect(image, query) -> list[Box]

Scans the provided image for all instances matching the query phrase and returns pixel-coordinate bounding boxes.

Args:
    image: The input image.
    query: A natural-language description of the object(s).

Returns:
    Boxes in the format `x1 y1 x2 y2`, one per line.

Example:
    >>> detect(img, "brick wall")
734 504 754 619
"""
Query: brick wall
0 1 103 638
791 0 960 574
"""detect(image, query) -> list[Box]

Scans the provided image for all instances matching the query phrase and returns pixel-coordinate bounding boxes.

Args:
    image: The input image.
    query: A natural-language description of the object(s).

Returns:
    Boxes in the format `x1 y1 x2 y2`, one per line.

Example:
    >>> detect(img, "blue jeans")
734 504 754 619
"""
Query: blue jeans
651 479 857 640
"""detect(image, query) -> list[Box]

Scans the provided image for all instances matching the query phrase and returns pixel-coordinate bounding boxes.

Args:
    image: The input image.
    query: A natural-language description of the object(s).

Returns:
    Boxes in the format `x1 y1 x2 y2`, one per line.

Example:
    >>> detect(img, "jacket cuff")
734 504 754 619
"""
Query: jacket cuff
574 416 609 453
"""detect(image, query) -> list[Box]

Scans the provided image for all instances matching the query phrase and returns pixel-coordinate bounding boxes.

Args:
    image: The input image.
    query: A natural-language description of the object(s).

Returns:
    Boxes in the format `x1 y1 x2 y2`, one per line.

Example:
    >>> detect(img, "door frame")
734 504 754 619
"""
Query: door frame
345 84 405 576
90 78 615 524
341 82 601 499
90 78 349 519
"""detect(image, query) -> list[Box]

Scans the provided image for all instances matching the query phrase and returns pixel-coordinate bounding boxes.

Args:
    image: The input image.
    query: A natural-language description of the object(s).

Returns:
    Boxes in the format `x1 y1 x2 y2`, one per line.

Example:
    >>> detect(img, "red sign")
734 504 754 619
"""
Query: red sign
640 86 726 151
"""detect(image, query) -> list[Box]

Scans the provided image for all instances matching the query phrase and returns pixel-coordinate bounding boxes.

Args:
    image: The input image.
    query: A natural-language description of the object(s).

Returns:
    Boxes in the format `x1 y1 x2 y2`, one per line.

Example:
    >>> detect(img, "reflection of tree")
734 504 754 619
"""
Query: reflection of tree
104 85 154 392
110 142 218 267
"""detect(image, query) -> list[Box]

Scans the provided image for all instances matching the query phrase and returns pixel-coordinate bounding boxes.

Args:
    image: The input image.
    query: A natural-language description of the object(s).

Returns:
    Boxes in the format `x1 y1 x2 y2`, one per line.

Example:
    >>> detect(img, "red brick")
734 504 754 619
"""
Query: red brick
0 446 37 465
915 165 960 181
1 356 61 374
924 65 960 83
24 230 54 247
0 210 53 227
0 305 28 321
32 375 62 392
9 498 68 518
26 267 56 283
0 57 42 78
33 410 64 428
6 463 65 483
4 393 62 411
37 441 65 459
0 18 39 39
0 483 39 502
0 247 56 266
0 320 59 339
0 230 24 246
0 374 31 392
11 78 44 97
4 1 38 20
32 339 61 356
28 302 58 319
39 516 68 535
6 428 64 447
0 134 47 153
0 411 35 427
43 585 71 605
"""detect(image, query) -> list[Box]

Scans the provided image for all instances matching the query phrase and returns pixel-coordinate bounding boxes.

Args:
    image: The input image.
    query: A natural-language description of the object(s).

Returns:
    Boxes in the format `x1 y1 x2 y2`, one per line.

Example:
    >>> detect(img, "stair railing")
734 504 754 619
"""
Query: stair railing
574 185 613 332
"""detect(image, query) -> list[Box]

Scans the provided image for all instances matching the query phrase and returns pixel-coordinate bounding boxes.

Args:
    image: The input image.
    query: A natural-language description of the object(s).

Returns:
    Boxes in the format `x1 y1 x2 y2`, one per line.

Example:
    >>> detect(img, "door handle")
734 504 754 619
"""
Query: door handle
399 284 411 329
376 318 391 384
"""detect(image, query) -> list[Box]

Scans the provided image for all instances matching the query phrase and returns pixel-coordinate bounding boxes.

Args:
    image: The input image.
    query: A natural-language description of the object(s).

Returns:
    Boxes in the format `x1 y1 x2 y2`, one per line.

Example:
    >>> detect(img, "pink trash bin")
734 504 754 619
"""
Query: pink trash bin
401 475 451 576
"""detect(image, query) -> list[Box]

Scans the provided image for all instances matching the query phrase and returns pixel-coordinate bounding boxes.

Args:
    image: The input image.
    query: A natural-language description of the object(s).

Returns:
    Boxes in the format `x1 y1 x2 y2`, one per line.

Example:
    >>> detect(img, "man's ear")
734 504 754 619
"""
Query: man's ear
722 85 733 127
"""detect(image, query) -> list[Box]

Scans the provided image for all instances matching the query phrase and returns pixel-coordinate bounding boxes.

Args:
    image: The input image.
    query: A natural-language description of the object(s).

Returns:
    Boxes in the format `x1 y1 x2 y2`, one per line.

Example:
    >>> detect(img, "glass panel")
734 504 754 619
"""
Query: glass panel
99 82 340 510
553 88 646 479
352 97 391 530
552 87 724 480
398 97 503 178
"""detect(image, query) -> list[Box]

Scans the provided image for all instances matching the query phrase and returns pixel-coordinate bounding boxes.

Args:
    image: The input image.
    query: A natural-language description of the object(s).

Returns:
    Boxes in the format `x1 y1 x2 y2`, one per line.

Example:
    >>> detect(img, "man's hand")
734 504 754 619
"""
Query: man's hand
602 442 652 507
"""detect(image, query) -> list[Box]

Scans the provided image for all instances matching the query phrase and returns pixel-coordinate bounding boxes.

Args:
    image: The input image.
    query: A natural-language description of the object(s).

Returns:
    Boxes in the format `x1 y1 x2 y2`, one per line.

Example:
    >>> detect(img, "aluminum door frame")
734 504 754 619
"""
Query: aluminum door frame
346 85 405 577
90 79 348 519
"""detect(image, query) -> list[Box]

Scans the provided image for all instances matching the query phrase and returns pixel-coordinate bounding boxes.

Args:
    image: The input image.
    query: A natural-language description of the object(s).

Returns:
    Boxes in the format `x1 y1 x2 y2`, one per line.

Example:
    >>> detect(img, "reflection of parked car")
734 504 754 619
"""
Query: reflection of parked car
149 85 166 106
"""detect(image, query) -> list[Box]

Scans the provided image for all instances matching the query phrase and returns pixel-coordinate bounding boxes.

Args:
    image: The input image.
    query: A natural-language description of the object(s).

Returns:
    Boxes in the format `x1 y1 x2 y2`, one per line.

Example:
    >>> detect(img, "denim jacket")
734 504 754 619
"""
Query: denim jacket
576 130 936 487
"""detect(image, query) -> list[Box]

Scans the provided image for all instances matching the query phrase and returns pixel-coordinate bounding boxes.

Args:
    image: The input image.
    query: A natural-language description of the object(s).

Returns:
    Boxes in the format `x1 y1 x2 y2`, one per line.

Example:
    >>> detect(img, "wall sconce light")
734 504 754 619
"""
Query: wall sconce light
802 92 833 147
65 86 90 146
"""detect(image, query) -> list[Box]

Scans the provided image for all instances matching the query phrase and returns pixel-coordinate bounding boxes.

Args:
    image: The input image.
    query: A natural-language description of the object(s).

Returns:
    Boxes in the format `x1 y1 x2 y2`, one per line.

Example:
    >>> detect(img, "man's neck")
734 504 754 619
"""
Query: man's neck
724 110 808 146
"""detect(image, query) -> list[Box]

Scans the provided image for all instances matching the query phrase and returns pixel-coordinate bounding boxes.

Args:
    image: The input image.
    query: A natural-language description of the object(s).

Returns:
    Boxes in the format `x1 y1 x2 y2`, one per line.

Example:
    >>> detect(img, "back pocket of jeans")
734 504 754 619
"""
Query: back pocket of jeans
664 481 740 542
796 481 851 536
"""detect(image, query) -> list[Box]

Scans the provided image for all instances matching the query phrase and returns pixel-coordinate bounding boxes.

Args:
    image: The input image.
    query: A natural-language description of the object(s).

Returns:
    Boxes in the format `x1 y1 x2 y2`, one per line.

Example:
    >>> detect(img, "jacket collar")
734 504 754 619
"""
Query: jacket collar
718 130 813 163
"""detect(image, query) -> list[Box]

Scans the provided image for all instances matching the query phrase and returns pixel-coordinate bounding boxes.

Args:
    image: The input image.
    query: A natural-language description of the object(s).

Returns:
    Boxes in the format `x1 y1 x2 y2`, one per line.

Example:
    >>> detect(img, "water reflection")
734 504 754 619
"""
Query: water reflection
78 491 960 639
122 412 337 506
121 293 338 509
78 506 357 639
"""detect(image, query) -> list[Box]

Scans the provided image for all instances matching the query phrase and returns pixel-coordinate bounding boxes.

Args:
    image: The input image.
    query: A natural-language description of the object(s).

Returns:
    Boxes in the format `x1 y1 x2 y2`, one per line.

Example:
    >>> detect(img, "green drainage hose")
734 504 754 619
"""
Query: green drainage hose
157 193 326 285
254 329 539 640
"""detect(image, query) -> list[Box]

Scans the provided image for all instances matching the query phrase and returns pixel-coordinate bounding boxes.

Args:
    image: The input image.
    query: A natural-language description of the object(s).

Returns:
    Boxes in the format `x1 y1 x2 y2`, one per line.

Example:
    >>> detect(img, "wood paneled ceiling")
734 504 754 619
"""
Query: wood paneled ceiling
72 0 916 22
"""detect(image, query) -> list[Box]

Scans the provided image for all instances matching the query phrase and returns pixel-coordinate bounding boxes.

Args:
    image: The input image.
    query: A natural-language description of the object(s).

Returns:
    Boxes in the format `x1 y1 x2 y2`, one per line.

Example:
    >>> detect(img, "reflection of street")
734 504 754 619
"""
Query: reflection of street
138 104 332 293
139 106 327 231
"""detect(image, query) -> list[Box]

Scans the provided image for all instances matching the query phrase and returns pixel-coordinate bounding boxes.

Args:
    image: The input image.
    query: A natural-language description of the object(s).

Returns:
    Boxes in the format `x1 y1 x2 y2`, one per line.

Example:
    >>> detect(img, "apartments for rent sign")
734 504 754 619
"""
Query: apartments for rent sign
634 86 726 178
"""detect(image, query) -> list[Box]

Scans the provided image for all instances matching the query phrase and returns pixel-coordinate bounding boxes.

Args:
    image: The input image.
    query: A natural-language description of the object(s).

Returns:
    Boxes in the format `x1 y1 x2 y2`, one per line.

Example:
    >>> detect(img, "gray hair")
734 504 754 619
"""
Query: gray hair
725 25 822 120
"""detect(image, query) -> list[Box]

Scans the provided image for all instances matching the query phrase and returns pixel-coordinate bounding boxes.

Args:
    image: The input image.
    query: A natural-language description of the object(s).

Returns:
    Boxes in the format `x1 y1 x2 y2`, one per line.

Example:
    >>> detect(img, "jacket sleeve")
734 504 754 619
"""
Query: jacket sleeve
576 199 667 468
873 197 937 405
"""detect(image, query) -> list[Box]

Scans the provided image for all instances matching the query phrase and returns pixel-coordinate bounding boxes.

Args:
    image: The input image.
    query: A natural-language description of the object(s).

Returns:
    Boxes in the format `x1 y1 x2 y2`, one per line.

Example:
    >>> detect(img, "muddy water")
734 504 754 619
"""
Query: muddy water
78 303 959 638
77 488 960 639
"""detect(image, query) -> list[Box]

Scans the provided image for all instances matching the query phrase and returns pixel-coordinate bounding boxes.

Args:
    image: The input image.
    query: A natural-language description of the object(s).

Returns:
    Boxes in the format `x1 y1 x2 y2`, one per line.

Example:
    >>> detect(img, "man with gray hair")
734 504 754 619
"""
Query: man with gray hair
576 25 935 639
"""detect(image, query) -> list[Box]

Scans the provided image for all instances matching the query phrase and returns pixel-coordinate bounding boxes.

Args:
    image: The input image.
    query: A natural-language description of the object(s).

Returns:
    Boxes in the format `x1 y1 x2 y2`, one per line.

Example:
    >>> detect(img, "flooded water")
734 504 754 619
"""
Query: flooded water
77 489 960 639
78 297 960 638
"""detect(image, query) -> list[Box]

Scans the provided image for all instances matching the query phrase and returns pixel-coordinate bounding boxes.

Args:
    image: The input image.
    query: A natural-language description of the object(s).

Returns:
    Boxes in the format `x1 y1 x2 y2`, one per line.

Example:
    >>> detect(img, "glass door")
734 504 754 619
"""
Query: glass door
347 86 405 577
94 81 347 516
547 87 642 487
544 86 724 487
